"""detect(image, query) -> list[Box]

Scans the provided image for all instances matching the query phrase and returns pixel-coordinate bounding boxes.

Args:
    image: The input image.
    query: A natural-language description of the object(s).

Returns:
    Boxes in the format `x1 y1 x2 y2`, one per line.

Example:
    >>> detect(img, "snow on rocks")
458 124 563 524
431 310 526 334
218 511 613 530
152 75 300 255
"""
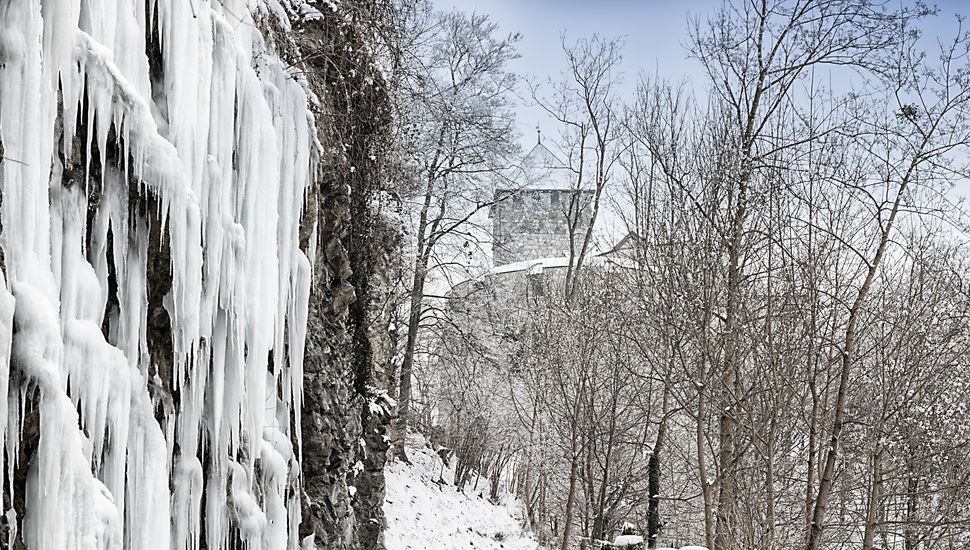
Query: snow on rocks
385 434 538 550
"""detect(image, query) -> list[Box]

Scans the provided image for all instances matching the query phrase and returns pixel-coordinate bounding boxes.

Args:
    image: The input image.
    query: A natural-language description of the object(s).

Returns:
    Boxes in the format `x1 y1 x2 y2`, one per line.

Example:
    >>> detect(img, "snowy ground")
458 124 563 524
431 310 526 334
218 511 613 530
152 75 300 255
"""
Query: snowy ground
384 435 538 550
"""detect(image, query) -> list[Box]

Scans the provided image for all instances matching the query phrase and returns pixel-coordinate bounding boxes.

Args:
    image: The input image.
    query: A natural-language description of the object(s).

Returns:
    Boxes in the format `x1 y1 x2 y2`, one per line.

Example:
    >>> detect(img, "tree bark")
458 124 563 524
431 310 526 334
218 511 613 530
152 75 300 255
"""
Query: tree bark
862 447 884 550
647 418 666 548
805 160 917 550
561 450 581 550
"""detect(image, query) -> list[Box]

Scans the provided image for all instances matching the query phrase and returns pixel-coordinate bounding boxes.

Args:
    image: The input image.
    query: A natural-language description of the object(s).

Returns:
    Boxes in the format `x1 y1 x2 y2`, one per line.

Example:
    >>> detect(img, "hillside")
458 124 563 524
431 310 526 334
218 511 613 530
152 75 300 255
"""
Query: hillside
385 436 538 550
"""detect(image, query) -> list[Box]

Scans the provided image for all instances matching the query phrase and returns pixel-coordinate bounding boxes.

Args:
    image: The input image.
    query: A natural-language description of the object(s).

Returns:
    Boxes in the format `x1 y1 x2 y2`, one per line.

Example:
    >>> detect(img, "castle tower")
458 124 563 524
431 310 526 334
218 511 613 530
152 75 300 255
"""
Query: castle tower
490 142 594 266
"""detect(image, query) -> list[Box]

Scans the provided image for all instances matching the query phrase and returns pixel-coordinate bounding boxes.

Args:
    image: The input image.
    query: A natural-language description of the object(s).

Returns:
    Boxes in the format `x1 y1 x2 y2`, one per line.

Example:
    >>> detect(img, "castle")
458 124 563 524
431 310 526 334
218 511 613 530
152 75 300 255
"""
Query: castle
490 141 594 267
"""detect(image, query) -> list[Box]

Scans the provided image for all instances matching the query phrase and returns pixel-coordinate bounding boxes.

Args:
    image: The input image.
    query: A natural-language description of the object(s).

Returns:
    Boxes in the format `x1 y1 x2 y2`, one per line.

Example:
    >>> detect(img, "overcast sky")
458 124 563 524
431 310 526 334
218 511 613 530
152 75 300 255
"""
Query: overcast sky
433 0 970 151
421 0 970 281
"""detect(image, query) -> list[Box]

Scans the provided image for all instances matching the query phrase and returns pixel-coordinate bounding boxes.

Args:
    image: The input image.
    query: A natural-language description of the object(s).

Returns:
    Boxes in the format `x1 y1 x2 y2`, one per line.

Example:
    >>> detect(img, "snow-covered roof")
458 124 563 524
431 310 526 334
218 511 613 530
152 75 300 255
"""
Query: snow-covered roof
502 143 580 191
598 232 639 259
452 250 636 290
613 534 645 547
490 256 571 276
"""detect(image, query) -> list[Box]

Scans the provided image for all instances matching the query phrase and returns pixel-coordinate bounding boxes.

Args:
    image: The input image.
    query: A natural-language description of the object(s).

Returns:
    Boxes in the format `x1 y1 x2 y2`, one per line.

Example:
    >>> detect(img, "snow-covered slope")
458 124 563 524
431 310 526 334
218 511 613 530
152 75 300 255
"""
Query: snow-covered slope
385 436 538 550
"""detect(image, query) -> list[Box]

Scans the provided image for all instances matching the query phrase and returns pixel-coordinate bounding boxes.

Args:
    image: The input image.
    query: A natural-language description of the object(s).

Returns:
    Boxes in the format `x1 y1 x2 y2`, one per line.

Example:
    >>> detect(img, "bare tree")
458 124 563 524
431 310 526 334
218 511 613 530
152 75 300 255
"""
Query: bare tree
532 35 626 301
684 3 933 548
399 4 970 550
806 23 970 550
392 5 521 453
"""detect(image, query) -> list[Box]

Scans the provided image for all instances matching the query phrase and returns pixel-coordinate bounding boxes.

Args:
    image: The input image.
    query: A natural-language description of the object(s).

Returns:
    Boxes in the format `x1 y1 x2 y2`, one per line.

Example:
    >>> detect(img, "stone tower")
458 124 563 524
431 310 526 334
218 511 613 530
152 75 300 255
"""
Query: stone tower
491 142 594 266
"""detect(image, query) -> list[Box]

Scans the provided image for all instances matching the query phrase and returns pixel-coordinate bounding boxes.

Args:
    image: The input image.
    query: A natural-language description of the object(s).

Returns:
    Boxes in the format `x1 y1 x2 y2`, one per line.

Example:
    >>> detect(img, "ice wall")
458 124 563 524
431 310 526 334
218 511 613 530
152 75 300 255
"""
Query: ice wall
0 0 314 548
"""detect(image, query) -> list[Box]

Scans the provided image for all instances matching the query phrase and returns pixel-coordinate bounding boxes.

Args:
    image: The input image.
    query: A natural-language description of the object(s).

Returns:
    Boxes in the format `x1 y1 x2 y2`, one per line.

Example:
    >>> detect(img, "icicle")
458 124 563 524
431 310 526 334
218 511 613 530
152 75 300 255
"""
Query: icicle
173 455 203 550
0 275 14 510
1 0 318 548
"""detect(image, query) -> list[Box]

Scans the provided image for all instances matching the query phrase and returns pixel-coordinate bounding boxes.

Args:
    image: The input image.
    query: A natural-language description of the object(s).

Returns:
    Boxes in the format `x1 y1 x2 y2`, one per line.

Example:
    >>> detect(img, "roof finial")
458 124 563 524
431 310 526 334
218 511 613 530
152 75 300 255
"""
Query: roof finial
536 123 542 145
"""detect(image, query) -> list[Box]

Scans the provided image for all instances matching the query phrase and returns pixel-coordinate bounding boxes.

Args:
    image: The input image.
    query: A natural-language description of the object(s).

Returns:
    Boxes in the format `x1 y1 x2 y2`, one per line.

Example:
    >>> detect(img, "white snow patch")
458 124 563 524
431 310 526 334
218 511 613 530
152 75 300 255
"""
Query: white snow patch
384 434 538 550
491 256 571 275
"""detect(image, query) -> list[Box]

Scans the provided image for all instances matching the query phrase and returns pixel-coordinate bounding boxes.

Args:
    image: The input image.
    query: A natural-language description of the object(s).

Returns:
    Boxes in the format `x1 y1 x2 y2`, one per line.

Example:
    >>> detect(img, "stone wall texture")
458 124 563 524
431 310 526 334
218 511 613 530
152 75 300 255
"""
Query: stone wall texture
492 189 594 266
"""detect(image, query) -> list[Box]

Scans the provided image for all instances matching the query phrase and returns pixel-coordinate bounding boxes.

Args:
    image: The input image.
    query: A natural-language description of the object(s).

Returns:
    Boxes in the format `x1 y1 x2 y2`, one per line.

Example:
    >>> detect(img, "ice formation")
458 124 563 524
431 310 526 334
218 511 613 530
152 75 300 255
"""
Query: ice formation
0 0 315 548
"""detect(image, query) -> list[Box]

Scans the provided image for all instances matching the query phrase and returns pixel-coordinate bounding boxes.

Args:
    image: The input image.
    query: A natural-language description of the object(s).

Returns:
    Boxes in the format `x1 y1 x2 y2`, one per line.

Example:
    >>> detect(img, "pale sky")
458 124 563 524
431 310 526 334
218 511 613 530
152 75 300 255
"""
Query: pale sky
433 0 970 151
429 0 970 249
433 0 716 148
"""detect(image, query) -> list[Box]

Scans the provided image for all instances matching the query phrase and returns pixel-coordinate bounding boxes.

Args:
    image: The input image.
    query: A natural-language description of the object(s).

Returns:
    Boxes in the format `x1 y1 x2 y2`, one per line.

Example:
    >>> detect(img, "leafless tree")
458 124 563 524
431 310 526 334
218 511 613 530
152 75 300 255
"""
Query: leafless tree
532 35 626 301
392 4 521 454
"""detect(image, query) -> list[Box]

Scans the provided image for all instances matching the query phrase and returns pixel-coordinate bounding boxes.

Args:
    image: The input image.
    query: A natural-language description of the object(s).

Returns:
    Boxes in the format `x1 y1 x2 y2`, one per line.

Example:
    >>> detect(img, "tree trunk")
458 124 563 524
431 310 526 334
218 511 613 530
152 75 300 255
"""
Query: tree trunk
561 450 581 550
715 179 747 550
698 387 716 550
805 161 916 550
397 259 425 431
647 419 666 548
862 447 884 550
765 412 777 550
394 163 438 458
905 473 918 550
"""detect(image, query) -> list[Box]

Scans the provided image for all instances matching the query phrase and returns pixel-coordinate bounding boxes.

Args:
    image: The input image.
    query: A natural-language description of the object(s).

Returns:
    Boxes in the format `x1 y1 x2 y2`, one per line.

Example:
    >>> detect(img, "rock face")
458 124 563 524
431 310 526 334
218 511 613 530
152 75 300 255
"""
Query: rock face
0 1 396 549
288 3 399 548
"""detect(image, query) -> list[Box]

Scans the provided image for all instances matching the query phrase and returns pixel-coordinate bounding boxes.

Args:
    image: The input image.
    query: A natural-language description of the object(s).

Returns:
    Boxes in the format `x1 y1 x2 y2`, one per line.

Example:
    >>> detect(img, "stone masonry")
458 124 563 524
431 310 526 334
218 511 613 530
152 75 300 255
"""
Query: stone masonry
490 143 593 266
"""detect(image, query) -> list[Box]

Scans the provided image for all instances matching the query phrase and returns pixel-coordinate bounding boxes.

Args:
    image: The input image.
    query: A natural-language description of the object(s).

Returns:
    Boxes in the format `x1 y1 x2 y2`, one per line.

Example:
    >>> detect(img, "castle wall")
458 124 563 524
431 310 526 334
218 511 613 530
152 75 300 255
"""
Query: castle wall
491 189 593 266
